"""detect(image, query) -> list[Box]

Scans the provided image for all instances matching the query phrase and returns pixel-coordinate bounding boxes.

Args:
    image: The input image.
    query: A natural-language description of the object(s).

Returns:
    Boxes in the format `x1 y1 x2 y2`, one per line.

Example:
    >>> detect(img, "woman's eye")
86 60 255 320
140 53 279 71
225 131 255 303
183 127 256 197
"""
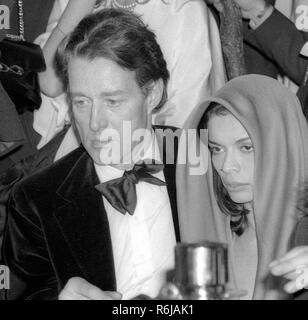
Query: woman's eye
241 145 254 153
209 145 223 154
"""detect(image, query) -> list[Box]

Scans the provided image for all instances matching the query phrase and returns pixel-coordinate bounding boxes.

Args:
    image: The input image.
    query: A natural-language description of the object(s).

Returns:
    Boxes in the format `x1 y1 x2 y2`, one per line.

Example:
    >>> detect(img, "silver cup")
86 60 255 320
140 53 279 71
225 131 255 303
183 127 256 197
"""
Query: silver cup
173 241 228 300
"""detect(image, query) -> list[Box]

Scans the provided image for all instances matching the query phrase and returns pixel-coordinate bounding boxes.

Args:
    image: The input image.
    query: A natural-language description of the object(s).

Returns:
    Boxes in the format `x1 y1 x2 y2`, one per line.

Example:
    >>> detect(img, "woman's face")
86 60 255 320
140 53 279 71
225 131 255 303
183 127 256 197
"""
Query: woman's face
208 113 254 204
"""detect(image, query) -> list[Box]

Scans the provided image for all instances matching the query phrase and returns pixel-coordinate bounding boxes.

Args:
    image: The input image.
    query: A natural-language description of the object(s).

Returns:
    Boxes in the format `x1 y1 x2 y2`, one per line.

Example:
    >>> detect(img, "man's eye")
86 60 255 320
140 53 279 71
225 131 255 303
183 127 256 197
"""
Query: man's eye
106 99 120 108
73 99 91 108
241 145 254 153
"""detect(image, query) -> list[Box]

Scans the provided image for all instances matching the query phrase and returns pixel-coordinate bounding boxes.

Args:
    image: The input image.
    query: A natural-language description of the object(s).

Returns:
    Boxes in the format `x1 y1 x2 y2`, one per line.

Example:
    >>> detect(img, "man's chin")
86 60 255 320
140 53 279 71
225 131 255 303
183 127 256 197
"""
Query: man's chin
86 145 137 167
93 153 129 167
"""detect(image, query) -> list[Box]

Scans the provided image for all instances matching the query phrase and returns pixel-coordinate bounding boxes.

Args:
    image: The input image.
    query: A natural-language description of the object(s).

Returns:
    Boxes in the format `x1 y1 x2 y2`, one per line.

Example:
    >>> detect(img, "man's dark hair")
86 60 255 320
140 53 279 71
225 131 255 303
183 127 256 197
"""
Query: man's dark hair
55 8 170 112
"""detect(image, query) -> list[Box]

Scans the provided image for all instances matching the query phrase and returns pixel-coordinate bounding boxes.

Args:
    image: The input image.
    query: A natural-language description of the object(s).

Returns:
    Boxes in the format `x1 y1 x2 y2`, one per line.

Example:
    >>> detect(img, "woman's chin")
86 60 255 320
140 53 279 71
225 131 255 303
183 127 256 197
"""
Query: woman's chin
228 190 253 205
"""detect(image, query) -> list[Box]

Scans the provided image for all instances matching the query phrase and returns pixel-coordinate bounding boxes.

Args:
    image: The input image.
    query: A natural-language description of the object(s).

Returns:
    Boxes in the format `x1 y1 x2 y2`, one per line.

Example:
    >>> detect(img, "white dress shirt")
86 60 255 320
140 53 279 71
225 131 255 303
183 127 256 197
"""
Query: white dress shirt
94 137 176 299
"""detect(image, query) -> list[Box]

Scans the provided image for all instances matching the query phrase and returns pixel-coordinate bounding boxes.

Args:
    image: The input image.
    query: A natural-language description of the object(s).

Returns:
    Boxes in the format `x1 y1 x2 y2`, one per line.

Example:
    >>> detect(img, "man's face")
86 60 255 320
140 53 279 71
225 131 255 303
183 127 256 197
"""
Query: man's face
68 56 154 166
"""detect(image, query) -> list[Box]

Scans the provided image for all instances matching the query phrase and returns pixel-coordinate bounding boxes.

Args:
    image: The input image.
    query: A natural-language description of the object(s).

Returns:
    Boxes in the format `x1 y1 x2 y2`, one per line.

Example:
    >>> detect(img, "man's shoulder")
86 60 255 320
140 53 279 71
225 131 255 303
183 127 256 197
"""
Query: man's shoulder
153 125 180 165
14 146 86 195
152 125 182 141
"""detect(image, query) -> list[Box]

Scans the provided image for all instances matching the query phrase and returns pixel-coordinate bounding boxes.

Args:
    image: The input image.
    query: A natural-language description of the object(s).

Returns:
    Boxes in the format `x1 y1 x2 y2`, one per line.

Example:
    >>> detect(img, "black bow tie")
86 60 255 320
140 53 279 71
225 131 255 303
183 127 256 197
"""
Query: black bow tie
95 160 166 215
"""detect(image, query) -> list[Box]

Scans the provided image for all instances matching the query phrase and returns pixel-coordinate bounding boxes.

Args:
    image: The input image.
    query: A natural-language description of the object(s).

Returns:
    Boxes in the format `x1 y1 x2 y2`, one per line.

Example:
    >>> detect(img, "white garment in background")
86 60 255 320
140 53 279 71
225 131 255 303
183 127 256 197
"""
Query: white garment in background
94 137 176 299
275 0 294 19
33 0 226 160
34 0 71 150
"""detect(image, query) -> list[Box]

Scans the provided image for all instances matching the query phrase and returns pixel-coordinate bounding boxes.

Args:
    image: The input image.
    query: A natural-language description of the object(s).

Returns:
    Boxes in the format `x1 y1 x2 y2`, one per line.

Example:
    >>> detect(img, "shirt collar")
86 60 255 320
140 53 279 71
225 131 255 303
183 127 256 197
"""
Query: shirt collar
95 131 162 183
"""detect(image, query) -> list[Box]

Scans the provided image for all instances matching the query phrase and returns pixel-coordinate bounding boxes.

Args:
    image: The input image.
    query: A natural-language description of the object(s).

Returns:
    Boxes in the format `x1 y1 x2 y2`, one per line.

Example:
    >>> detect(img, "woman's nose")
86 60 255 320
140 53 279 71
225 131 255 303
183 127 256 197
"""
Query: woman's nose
221 151 240 173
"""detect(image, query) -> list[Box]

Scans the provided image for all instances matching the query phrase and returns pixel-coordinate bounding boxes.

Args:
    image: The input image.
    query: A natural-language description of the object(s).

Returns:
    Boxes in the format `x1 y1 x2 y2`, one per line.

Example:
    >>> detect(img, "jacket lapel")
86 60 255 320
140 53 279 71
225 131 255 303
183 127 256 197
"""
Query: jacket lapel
53 149 116 291
164 164 180 242
154 126 180 242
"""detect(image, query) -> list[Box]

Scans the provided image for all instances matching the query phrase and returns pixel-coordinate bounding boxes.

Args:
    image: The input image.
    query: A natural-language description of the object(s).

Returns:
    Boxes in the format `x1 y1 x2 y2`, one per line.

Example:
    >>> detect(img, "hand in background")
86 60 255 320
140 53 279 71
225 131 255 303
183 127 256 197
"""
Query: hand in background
269 246 308 293
59 277 122 300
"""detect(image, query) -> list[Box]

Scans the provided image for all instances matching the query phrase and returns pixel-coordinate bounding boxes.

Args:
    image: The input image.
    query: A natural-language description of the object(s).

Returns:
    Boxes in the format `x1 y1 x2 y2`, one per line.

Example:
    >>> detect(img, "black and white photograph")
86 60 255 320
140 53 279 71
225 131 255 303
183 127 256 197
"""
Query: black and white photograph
1 0 308 309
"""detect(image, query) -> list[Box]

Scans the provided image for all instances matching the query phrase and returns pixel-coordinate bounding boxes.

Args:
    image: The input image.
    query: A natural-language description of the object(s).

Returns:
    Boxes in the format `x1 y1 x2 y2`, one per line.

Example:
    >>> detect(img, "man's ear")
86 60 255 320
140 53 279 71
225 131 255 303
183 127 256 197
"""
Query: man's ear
145 79 164 112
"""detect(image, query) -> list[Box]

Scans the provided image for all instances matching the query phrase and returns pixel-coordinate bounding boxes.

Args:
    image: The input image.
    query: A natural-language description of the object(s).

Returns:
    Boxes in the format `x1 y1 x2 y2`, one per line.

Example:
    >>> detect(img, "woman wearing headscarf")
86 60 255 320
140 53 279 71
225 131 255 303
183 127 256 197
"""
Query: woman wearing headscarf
176 74 308 299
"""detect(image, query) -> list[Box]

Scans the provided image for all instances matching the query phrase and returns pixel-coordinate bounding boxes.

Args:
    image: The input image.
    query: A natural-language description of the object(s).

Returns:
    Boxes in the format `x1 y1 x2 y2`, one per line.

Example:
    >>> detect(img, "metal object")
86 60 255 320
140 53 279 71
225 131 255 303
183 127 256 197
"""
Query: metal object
133 241 245 300
6 0 25 41
171 241 228 300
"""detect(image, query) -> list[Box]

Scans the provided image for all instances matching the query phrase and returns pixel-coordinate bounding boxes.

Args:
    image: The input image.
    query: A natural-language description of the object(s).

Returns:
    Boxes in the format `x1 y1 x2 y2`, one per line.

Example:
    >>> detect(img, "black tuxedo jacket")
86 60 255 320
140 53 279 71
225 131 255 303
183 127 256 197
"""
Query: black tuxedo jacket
2 127 179 300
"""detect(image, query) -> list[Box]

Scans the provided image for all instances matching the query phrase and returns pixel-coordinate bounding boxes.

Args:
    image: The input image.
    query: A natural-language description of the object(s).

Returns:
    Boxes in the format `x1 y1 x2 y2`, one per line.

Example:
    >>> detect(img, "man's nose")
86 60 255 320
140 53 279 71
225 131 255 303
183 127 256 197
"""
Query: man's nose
90 104 108 131
221 151 240 173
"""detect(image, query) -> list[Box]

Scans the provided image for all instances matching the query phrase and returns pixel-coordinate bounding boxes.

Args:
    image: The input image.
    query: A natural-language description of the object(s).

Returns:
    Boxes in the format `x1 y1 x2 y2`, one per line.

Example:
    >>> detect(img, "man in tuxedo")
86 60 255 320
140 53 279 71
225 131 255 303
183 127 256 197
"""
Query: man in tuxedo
2 8 180 300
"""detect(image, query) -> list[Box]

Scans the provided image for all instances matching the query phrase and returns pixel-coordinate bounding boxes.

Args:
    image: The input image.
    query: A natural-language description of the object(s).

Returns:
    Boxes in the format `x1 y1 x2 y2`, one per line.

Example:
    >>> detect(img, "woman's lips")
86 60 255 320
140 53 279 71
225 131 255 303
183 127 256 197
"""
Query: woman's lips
223 183 250 191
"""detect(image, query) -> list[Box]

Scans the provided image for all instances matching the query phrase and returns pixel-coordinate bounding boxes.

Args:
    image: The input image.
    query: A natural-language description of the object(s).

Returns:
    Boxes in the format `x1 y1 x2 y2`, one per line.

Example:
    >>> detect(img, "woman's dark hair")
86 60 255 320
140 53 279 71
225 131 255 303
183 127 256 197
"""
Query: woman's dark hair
199 102 250 236
55 8 170 112
296 181 308 219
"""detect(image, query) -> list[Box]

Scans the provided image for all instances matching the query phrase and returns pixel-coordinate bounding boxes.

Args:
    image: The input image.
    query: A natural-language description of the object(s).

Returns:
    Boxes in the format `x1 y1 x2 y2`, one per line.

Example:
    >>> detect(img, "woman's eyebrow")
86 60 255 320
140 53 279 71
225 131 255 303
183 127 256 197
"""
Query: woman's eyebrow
208 137 251 145
208 140 220 146
236 137 251 143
